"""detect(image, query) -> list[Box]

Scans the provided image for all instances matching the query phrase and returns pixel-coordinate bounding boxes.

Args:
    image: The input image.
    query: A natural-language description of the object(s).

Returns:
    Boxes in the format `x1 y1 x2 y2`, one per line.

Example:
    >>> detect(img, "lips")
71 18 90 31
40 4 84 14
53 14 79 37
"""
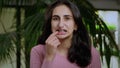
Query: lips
56 29 67 35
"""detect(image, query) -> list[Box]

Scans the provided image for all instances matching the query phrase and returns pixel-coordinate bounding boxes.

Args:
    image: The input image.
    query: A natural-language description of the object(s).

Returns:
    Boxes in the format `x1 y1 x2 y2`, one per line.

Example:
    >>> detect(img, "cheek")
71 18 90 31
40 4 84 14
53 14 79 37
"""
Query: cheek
51 22 58 32
66 22 75 31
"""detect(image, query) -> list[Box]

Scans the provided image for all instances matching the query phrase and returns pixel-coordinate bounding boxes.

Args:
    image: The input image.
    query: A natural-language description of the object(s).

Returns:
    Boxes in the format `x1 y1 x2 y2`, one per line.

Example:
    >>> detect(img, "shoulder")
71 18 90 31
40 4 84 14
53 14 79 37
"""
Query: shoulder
91 46 101 63
30 44 46 68
89 46 101 67
32 44 45 50
91 46 100 56
31 44 45 56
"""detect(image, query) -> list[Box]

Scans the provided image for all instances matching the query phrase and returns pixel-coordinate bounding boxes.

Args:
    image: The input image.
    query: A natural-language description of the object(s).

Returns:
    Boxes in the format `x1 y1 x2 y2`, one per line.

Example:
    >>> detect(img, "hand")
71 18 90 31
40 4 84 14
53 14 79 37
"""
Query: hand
45 31 61 61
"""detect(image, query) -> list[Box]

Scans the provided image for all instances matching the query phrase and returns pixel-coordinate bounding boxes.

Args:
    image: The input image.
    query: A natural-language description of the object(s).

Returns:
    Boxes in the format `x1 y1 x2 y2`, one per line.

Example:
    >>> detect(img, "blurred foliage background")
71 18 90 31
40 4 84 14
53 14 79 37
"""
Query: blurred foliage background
0 0 119 68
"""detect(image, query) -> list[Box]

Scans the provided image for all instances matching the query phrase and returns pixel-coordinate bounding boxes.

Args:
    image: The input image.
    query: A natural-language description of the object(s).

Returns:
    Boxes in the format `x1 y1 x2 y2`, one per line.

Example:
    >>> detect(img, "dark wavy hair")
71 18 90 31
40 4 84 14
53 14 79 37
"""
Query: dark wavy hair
38 0 91 67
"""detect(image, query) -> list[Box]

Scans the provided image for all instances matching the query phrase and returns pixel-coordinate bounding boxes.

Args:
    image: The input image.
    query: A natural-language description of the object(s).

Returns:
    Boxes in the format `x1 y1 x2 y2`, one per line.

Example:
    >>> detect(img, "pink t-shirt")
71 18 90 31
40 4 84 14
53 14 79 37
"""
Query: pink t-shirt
30 44 101 68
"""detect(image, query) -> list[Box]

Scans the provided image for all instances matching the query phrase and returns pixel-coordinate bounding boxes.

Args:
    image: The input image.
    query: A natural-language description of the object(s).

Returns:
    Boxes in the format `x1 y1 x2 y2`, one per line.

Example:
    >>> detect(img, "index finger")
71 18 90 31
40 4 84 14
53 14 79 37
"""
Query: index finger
51 31 58 36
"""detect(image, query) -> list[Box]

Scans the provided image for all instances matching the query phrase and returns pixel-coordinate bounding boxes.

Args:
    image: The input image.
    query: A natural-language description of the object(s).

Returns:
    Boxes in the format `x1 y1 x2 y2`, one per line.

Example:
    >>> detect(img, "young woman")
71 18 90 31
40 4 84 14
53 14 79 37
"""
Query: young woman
30 0 101 68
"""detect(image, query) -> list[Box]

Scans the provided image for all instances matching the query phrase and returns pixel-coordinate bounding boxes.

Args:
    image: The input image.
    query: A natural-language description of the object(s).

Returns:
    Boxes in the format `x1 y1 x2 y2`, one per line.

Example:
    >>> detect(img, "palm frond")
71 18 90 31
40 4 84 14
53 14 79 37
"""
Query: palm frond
74 0 119 67
0 32 15 63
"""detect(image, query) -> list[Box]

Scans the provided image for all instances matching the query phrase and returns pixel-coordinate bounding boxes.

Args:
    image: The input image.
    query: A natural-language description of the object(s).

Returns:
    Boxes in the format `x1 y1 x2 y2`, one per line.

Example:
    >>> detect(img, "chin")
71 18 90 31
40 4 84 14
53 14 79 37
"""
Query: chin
56 35 67 39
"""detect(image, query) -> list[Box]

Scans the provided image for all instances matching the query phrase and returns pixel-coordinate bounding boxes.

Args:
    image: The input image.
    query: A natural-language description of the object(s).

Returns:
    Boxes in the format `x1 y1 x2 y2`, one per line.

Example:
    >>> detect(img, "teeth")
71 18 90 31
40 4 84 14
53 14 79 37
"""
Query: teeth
63 30 67 32
56 30 59 31
56 29 67 32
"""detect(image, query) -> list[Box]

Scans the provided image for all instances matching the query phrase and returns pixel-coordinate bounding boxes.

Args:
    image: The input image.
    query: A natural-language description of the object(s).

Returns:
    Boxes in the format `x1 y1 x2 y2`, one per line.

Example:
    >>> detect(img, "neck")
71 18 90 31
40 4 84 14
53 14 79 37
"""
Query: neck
57 38 72 56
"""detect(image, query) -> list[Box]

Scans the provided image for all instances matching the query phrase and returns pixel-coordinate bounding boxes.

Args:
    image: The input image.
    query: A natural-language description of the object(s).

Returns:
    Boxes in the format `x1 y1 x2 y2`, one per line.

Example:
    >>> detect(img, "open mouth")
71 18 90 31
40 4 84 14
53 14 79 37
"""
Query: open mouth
56 29 67 32
56 29 67 35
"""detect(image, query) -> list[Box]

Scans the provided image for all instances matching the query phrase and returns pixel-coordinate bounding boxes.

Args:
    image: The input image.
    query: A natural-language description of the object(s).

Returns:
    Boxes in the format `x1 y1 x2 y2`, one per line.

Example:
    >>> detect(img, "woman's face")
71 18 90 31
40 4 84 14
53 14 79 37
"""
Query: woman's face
51 4 77 39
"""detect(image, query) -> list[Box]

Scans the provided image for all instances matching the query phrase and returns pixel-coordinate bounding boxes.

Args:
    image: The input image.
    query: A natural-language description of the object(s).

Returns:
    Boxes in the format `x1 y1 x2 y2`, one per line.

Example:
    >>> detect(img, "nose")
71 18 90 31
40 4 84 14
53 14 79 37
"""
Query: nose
58 19 64 28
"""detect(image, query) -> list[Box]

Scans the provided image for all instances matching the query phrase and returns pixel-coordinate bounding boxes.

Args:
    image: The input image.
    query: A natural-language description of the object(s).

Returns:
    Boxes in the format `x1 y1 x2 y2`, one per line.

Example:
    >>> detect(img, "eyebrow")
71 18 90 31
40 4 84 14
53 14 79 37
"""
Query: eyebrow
52 15 59 18
64 15 72 17
52 15 72 17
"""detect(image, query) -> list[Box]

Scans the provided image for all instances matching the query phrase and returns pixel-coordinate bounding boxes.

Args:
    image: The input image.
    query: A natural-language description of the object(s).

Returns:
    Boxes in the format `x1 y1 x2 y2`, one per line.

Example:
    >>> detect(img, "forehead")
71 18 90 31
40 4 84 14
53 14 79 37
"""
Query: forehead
52 4 73 16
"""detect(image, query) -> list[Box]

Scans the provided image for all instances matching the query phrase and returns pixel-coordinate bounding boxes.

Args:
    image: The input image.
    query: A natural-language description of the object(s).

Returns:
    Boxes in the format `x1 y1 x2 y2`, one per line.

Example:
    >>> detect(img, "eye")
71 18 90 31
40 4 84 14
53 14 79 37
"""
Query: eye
52 17 59 21
64 17 72 21
65 17 70 20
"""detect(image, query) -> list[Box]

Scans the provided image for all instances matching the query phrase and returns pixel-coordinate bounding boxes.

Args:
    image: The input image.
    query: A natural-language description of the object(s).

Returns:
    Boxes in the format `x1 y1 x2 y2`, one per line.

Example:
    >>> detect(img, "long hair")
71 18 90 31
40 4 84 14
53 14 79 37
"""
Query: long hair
38 0 91 67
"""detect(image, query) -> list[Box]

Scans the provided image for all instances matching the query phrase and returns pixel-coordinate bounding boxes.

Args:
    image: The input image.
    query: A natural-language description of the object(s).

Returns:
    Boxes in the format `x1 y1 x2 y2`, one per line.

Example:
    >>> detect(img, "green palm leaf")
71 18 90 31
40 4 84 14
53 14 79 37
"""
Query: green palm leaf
0 32 15 63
